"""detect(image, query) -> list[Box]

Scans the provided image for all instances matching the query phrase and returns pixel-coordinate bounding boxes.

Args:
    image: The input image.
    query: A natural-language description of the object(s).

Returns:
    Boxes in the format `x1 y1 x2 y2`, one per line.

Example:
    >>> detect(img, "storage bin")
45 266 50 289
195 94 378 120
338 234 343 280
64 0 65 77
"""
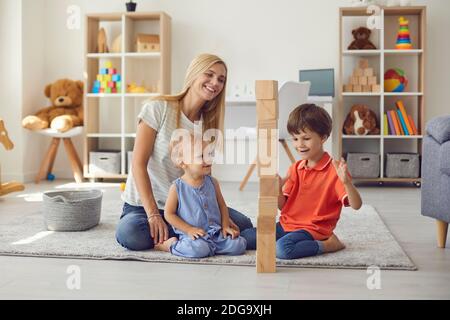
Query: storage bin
43 190 102 231
385 153 420 178
347 153 380 178
89 150 121 174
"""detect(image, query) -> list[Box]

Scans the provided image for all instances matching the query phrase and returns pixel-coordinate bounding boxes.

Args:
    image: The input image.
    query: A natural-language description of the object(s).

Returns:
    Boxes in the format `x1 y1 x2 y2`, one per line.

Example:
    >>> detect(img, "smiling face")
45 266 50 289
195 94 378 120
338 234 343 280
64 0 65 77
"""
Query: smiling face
190 63 227 102
291 127 327 162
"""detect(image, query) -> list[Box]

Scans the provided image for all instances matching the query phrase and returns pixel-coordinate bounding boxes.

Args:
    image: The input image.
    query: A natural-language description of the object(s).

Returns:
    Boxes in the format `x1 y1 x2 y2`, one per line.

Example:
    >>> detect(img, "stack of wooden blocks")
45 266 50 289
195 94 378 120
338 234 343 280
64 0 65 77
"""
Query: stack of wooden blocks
343 59 381 93
255 80 279 273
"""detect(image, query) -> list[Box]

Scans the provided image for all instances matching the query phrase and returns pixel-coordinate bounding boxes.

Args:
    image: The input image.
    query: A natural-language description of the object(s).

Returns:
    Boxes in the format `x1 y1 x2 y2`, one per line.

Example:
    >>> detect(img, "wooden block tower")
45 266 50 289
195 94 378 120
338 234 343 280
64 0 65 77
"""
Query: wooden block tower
343 59 381 93
255 80 279 273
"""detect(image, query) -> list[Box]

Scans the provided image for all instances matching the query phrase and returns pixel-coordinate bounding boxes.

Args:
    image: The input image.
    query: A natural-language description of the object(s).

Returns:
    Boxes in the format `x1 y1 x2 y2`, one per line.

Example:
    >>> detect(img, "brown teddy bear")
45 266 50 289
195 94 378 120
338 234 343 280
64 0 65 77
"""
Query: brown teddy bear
348 26 377 50
343 104 380 136
22 79 84 133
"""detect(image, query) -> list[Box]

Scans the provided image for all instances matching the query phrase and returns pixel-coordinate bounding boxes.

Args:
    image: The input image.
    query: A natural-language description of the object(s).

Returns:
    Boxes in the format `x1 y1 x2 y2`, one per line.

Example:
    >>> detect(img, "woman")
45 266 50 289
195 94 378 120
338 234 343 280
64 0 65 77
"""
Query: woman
116 53 253 250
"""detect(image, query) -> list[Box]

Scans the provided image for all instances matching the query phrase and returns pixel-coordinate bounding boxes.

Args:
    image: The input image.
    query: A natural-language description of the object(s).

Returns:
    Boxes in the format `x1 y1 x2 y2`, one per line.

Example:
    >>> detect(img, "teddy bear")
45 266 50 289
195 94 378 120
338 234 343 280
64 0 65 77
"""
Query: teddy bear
343 104 380 136
348 26 377 50
22 79 84 133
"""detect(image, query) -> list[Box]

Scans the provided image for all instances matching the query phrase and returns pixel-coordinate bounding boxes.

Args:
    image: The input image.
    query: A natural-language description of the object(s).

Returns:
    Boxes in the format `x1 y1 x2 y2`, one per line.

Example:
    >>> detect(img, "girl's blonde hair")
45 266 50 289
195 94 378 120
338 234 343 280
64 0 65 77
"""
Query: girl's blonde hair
153 53 227 134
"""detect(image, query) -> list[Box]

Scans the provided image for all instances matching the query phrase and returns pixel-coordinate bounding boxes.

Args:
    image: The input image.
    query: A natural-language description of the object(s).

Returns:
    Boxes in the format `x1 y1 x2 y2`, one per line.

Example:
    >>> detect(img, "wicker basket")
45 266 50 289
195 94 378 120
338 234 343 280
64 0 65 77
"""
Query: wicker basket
43 190 102 231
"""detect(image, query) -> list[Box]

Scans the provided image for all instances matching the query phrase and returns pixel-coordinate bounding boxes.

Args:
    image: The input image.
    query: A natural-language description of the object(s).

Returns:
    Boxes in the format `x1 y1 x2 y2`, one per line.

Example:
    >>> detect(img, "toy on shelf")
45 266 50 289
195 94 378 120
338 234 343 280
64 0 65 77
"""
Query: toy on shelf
348 27 377 50
343 104 380 136
343 59 381 93
135 34 160 53
97 28 109 53
396 17 413 50
0 118 25 196
126 81 160 94
384 68 408 92
92 61 122 94
111 34 122 53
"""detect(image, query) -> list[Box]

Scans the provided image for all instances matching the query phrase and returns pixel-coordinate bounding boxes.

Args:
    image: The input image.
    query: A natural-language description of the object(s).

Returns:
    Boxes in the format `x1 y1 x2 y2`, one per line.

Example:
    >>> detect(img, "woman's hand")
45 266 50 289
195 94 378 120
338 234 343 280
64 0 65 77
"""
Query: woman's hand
332 158 352 185
187 227 206 240
222 226 240 239
148 214 169 244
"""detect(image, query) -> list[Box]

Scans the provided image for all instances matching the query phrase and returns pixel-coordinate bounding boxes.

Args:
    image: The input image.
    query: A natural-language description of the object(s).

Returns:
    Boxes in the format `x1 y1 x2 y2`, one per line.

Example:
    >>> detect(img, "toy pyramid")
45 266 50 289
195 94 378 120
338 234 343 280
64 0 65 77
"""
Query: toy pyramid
343 59 381 93
396 17 413 50
92 61 122 94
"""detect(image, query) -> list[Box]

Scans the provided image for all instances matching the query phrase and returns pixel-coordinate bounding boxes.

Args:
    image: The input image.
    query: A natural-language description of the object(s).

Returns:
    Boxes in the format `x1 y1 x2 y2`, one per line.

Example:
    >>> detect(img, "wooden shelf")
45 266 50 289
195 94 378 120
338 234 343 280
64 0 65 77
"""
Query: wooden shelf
83 12 171 180
339 6 426 185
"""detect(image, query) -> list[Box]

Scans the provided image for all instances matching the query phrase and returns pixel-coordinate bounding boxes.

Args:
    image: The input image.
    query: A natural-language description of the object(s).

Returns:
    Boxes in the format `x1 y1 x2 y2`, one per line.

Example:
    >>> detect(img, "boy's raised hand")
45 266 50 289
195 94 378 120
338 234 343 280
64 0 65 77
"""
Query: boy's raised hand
332 157 352 185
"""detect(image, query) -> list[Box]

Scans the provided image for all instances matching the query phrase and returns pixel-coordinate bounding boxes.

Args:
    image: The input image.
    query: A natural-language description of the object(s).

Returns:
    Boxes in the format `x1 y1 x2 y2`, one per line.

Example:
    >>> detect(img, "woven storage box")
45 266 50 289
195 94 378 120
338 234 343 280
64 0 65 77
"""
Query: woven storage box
385 153 420 178
347 153 380 178
89 150 121 174
43 190 102 231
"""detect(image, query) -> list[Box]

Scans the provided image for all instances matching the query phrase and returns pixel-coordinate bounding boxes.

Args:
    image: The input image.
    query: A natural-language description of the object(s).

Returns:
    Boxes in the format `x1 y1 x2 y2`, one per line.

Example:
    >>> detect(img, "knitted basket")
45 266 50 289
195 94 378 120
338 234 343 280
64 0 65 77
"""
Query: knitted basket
43 190 102 231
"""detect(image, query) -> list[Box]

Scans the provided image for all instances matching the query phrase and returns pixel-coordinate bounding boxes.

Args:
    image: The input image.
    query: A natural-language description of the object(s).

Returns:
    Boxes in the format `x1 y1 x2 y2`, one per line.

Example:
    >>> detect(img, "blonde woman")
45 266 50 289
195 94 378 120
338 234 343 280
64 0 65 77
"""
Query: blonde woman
116 54 253 251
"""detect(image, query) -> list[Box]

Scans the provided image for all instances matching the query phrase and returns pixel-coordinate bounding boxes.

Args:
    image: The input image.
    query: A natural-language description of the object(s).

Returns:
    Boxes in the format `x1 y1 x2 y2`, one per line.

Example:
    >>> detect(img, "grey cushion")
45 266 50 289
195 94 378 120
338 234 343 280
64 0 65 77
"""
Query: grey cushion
441 141 450 176
426 116 450 144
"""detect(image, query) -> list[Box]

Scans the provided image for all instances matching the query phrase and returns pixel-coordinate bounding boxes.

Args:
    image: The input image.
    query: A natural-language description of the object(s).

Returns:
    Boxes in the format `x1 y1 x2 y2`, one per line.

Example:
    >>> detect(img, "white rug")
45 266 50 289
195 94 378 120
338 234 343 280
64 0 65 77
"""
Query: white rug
0 199 416 270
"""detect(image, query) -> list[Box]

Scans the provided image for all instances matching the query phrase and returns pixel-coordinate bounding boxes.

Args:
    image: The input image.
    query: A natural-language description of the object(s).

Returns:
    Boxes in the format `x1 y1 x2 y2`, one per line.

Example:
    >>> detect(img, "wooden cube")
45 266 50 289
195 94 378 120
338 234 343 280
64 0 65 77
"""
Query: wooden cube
353 68 364 77
371 84 381 92
364 68 374 77
353 85 362 92
343 84 353 92
255 80 278 100
368 76 377 85
362 85 372 92
359 59 369 69
258 196 278 217
350 76 359 85
260 177 280 197
359 76 368 86
256 216 276 273
256 100 278 121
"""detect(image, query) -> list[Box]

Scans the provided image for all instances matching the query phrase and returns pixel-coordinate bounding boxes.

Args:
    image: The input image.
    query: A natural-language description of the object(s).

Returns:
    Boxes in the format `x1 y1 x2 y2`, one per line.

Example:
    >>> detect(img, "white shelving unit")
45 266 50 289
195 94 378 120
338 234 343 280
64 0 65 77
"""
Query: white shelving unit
84 12 171 180
339 6 426 185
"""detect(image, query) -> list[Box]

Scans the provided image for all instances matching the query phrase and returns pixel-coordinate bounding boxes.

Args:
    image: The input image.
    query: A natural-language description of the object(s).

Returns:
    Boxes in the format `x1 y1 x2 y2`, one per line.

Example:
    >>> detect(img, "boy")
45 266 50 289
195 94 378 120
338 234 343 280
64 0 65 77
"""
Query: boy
241 104 362 259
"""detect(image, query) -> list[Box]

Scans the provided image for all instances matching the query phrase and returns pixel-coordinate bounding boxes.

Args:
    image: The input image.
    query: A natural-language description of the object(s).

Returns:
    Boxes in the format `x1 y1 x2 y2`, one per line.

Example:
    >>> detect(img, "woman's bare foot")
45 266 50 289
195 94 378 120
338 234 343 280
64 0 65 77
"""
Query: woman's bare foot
154 237 177 252
322 234 346 253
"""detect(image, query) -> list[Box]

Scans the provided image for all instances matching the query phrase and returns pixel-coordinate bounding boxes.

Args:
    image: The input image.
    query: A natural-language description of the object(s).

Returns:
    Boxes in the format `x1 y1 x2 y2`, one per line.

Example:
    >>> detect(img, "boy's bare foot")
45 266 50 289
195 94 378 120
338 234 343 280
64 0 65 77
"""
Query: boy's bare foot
322 234 346 253
154 237 177 252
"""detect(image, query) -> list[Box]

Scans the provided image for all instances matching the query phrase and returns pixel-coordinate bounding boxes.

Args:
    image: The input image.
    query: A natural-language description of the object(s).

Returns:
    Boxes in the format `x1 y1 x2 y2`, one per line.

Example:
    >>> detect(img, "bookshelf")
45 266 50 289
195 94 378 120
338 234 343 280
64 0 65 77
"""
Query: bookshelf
83 12 171 180
339 6 426 186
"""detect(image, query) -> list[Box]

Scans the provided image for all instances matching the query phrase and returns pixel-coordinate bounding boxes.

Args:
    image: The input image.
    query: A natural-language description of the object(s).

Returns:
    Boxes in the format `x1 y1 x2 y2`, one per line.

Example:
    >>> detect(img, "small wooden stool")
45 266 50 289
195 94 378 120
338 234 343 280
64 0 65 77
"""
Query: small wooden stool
35 127 84 184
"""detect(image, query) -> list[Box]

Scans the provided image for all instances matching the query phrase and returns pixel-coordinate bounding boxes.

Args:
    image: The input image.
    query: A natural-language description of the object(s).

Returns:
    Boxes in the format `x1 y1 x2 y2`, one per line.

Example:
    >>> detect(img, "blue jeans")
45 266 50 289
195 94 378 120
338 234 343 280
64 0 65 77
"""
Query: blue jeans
240 223 324 259
116 203 253 251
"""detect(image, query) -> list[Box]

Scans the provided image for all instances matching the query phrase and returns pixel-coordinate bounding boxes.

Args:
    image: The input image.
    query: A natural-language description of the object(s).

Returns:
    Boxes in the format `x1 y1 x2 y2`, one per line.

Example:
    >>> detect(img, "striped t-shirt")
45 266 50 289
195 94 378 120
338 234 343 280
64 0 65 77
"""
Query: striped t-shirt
122 99 199 210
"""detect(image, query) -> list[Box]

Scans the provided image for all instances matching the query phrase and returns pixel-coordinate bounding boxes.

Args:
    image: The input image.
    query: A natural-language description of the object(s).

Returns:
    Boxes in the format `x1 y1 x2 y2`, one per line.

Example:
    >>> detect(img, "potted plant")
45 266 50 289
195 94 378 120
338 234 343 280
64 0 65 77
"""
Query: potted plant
126 1 137 12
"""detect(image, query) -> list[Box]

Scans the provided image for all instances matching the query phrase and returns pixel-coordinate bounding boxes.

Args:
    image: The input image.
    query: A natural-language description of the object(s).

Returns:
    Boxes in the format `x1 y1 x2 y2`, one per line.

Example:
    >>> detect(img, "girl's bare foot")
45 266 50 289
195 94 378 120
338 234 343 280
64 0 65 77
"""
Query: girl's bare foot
322 234 346 253
154 237 177 252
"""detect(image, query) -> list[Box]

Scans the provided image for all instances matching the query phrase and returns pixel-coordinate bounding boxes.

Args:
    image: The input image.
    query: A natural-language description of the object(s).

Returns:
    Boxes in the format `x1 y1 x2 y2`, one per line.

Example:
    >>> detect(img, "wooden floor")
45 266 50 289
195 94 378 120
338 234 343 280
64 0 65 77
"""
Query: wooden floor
0 180 449 300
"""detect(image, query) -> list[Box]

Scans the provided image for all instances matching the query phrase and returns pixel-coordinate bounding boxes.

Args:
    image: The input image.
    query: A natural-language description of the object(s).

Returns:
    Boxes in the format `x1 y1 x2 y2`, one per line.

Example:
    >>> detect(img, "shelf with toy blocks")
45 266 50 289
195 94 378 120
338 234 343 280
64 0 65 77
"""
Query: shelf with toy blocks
342 57 382 94
86 59 123 94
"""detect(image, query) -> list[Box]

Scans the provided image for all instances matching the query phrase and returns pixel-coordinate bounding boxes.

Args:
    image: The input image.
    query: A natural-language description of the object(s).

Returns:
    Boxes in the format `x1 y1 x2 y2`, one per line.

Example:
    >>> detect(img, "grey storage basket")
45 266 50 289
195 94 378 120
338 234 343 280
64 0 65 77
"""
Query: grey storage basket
347 153 380 178
43 190 102 231
385 153 420 178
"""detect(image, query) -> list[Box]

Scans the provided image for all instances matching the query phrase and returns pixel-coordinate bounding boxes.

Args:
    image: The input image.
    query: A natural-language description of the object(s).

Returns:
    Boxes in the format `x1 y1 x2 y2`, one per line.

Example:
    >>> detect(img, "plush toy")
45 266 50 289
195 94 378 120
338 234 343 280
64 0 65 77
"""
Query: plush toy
22 79 84 133
343 104 380 136
348 27 377 50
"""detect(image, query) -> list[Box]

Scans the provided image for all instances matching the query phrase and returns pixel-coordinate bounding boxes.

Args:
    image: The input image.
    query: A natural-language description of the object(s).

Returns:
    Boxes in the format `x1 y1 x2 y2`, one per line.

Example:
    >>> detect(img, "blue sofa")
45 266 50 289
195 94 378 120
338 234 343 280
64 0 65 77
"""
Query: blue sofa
421 115 450 248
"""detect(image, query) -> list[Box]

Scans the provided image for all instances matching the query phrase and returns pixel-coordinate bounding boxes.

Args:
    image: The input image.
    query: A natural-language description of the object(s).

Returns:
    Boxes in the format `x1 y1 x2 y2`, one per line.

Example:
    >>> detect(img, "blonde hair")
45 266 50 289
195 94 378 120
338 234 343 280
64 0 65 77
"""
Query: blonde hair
153 53 227 134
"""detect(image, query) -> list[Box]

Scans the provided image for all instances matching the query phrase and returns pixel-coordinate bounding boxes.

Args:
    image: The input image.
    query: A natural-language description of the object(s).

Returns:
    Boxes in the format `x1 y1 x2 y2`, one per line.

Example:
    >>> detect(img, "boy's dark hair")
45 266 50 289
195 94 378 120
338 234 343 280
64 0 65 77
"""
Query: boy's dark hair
287 103 332 138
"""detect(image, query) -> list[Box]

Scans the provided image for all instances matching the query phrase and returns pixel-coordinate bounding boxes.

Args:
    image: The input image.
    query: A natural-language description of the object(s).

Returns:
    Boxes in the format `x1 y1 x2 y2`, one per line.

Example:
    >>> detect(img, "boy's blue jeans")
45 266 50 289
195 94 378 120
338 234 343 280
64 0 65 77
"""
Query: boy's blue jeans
240 223 324 259
116 203 253 251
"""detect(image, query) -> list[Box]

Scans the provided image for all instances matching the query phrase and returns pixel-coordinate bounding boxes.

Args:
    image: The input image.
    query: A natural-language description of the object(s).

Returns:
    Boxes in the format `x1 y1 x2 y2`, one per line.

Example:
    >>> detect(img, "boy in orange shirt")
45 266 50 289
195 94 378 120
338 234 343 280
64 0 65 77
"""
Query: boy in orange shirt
241 104 362 259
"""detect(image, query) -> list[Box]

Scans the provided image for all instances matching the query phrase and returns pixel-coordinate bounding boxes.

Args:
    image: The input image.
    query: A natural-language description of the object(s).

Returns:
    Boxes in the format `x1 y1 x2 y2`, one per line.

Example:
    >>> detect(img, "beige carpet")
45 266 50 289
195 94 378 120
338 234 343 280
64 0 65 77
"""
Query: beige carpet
0 198 416 270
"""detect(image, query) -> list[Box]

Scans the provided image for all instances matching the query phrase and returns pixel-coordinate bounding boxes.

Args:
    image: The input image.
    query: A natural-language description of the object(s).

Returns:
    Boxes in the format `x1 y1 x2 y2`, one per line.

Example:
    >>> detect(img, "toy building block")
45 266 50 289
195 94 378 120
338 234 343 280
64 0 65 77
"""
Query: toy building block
371 84 381 92
353 85 362 92
359 59 369 69
258 196 278 216
350 76 359 86
343 84 353 92
259 177 280 198
362 85 372 92
364 68 374 77
257 120 278 177
359 76 368 86
368 76 377 85
353 68 364 77
255 80 278 100
105 61 113 69
256 100 278 121
256 216 276 273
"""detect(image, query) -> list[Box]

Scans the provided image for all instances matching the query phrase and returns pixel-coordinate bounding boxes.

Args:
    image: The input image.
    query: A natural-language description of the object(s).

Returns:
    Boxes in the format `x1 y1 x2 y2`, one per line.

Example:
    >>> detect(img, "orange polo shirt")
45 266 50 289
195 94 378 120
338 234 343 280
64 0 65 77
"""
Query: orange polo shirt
280 152 349 240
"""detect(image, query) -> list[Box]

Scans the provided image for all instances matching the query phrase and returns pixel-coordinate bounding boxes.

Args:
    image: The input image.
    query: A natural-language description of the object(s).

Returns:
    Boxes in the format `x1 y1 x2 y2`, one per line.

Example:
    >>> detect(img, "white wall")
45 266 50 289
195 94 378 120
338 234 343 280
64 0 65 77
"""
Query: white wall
2 0 450 182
